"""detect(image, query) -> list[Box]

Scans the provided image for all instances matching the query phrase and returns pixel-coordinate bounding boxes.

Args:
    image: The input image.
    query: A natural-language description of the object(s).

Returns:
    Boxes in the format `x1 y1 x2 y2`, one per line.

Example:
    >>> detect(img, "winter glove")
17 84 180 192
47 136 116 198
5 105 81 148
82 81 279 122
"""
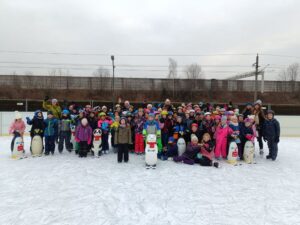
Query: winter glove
196 153 202 159
26 117 31 123
275 136 280 143
44 96 49 101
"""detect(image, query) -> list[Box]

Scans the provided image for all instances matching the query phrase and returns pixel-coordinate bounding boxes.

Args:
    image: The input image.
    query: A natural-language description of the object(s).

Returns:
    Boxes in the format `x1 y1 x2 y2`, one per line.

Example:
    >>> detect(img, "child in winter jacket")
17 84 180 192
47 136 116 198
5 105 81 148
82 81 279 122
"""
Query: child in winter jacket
263 110 280 161
173 134 200 165
185 123 205 144
195 133 219 168
9 111 26 152
44 111 58 155
98 112 112 154
214 116 233 159
240 118 255 154
110 115 120 153
58 110 72 153
133 108 146 154
75 118 92 157
229 115 242 160
173 116 185 141
26 110 45 139
202 112 215 138
159 110 173 149
114 117 132 163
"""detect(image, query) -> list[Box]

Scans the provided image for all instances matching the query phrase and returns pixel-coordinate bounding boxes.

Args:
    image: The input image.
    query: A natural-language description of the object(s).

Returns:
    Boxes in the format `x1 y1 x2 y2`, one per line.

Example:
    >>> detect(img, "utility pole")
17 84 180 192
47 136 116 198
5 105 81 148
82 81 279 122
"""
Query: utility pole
111 55 115 110
254 53 259 101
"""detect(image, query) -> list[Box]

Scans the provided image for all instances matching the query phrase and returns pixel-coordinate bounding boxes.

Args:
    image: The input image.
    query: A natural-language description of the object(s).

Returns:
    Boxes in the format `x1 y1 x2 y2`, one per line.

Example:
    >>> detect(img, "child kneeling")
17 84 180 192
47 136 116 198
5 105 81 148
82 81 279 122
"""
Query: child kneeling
195 133 219 168
115 117 132 163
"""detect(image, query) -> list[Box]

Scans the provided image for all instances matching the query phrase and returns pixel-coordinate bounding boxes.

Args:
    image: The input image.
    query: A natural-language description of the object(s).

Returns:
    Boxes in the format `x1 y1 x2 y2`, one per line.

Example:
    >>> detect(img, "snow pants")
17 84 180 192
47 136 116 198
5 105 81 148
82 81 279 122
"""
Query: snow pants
58 131 71 152
79 141 89 157
45 136 55 154
194 156 212 166
101 132 109 151
215 138 227 158
173 155 194 165
118 144 129 162
134 133 144 153
266 138 278 160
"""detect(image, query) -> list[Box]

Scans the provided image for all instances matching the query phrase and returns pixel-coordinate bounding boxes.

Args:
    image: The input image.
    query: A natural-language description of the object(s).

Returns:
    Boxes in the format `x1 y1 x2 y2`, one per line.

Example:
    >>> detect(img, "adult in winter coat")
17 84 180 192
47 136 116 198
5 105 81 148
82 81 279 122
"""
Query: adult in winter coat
114 117 132 163
263 110 280 161
42 96 62 119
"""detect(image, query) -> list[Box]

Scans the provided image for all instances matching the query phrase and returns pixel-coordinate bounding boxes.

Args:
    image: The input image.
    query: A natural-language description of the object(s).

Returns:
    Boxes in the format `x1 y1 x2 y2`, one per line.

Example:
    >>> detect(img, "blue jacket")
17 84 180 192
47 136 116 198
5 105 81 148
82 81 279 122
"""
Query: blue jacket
263 118 280 139
44 118 58 137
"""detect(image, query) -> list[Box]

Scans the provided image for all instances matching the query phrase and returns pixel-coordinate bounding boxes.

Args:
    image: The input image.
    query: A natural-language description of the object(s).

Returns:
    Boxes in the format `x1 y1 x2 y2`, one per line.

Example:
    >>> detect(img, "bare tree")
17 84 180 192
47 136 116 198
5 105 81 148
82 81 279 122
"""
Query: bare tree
278 63 299 92
185 63 204 80
168 58 177 97
24 71 34 88
93 67 110 90
279 63 299 81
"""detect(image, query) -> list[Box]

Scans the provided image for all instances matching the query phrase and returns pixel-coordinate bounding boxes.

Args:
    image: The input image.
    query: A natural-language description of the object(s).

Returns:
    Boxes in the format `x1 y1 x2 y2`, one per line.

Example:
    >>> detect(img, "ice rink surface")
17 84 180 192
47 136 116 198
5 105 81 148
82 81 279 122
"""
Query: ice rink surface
0 136 300 225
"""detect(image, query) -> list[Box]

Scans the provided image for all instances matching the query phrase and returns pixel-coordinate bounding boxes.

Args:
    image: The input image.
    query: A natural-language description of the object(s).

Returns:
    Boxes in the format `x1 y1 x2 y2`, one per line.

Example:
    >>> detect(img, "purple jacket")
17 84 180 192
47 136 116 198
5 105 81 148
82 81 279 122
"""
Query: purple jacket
75 124 92 143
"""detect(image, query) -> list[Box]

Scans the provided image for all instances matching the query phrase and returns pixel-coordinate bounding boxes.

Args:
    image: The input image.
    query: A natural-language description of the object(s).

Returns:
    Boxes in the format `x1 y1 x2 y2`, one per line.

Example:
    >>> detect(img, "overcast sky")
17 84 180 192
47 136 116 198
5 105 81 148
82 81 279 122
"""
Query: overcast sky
0 0 300 80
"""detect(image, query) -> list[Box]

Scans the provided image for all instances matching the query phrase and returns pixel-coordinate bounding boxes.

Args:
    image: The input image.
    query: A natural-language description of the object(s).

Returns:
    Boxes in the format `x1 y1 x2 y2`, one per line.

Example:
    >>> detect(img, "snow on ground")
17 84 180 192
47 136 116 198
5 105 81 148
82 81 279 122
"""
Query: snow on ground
0 136 300 225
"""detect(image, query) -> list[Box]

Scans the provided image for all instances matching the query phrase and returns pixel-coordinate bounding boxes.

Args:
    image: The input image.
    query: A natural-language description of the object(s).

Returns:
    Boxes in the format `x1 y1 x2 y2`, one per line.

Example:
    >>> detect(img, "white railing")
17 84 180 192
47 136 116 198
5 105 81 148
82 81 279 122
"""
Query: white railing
0 112 299 137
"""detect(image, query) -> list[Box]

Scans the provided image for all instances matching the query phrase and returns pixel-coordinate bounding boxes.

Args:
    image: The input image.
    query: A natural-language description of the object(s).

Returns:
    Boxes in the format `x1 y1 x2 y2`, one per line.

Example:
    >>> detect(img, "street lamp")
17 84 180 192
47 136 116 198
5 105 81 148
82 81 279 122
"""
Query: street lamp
111 55 115 110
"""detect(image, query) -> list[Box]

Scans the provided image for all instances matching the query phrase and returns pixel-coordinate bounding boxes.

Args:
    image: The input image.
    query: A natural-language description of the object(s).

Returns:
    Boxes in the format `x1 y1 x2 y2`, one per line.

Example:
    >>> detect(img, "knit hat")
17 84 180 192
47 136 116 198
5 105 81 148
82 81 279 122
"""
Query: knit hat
51 99 58 104
161 110 168 116
148 113 155 118
244 118 251 123
254 99 262 106
267 110 275 115
191 123 198 128
98 112 106 117
168 137 175 143
204 112 211 117
214 115 221 121
191 134 198 143
15 111 22 119
47 111 53 115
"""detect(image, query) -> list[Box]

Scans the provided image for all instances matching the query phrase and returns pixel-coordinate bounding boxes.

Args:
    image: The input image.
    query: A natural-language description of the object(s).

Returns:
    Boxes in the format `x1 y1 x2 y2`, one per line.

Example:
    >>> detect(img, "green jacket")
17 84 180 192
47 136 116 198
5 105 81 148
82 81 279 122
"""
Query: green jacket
42 101 62 119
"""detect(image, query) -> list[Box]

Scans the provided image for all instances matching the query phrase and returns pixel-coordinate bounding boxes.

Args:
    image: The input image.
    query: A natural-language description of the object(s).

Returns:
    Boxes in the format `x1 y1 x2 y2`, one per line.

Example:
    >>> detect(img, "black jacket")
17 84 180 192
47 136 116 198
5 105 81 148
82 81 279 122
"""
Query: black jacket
263 118 280 139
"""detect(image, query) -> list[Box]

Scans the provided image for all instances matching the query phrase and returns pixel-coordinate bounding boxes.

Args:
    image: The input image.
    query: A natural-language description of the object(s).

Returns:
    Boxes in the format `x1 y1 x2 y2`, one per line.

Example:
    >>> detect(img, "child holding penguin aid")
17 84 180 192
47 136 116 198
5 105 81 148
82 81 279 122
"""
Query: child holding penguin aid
114 117 132 163
195 133 220 168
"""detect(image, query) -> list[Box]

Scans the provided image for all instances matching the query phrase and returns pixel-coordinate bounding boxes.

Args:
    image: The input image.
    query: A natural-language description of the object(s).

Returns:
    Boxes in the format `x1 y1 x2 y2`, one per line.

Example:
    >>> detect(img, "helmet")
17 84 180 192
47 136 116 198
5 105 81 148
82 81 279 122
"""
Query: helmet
161 110 168 116
98 112 106 117
62 109 69 115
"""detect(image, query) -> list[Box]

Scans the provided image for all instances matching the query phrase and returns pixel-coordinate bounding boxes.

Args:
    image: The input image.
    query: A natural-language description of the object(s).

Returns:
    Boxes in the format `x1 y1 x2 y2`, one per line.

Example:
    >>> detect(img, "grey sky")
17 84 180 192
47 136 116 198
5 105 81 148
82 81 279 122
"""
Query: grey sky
0 0 299 80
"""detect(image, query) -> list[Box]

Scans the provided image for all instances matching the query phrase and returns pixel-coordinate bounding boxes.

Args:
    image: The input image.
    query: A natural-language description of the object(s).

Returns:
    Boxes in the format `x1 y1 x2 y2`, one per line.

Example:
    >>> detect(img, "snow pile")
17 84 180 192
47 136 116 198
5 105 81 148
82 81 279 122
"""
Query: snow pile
0 136 300 225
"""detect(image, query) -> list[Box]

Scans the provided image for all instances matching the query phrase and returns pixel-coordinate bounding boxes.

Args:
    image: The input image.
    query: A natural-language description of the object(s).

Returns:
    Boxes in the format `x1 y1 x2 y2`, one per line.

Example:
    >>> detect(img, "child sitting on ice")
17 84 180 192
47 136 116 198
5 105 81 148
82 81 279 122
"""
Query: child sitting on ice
173 134 200 165
195 133 219 168
159 137 178 160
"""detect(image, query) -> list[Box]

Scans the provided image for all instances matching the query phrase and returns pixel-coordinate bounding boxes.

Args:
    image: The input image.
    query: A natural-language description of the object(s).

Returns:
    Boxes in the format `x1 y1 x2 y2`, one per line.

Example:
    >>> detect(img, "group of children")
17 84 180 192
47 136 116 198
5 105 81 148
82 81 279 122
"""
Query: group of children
9 97 281 167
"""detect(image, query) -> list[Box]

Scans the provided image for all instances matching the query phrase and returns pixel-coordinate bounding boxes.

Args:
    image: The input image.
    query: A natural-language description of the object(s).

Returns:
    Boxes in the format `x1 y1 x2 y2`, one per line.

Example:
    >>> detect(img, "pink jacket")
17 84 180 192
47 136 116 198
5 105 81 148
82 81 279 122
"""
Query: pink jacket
9 120 26 135
215 124 233 142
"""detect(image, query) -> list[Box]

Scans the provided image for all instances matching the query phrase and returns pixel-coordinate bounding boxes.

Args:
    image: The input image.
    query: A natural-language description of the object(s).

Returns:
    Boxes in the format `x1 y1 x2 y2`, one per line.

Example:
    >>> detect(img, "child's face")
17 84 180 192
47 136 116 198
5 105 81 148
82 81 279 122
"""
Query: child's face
245 122 251 127
178 109 182 113
215 119 220 124
177 117 182 123
206 115 211 121
37 112 42 117
203 135 210 142
120 119 126 125
267 113 273 120
162 115 167 119
115 116 120 122
191 126 197 132
138 111 143 117
101 116 106 120
231 117 238 123
192 139 198 145
238 116 243 122
47 114 53 119
148 116 154 121
221 120 227 125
